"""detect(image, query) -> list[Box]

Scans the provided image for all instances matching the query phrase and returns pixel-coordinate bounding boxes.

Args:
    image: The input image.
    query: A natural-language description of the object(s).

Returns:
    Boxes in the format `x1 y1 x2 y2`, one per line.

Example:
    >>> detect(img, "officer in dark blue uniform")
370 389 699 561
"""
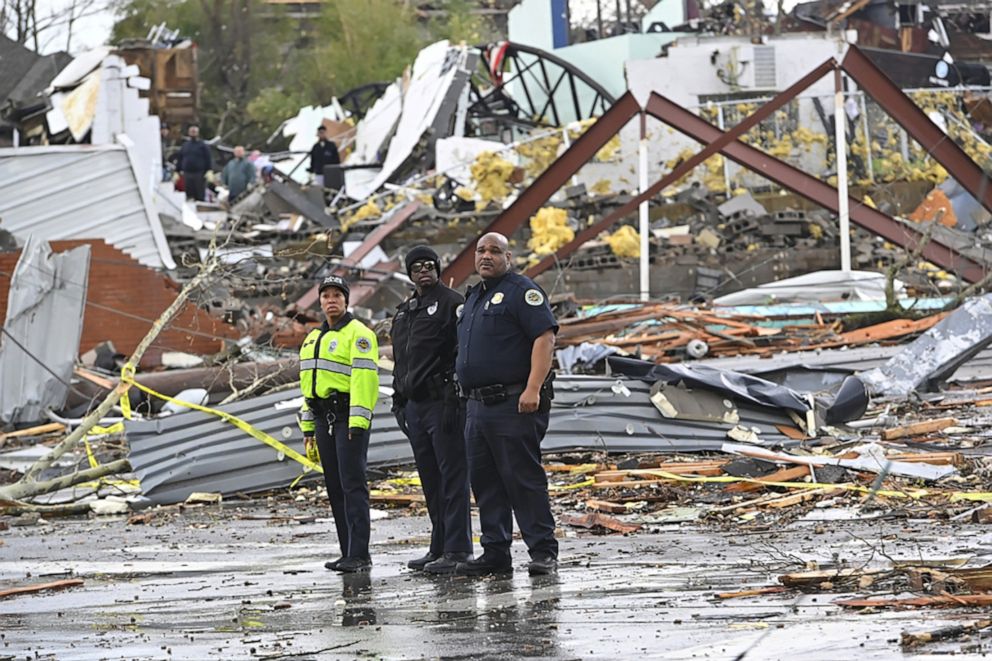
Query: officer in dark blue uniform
454 232 559 577
390 245 473 574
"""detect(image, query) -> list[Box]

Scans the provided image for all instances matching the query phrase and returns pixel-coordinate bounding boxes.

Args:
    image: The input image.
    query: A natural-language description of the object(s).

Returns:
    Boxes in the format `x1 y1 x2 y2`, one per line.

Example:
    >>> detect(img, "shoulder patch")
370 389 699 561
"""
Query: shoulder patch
355 336 372 353
456 304 464 319
525 289 545 306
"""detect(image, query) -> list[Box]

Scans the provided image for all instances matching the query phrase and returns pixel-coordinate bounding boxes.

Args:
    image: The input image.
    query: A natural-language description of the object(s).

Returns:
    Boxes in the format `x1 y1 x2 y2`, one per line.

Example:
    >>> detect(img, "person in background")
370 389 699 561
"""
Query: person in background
309 125 340 188
221 145 256 202
177 124 212 202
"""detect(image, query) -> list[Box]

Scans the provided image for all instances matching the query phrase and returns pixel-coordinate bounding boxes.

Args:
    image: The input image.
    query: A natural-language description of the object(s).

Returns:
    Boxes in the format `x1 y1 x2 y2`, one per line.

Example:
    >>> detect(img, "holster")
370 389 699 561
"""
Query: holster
307 392 349 426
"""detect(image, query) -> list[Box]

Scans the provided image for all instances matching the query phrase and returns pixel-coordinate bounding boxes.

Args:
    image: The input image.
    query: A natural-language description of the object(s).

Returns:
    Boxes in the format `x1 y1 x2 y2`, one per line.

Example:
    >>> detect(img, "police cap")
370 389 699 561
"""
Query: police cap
318 275 350 301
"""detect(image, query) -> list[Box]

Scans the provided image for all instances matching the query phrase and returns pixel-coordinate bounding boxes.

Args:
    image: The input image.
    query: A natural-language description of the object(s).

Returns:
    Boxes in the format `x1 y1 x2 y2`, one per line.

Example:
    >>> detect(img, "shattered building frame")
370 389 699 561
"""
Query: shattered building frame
442 44 992 287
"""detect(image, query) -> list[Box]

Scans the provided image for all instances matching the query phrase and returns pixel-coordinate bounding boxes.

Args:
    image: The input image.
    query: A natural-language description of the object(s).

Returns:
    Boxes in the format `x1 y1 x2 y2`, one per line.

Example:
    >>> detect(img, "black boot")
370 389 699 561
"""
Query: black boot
335 557 372 573
454 552 512 577
324 557 344 570
407 552 441 571
527 554 557 576
424 552 472 575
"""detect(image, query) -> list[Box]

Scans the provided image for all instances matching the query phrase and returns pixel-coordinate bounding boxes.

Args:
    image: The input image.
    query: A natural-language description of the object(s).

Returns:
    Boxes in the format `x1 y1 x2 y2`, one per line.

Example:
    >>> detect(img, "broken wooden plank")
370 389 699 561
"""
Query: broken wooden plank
73 367 116 390
837 593 992 609
901 619 992 650
761 487 835 509
716 586 788 599
0 422 65 443
779 568 887 588
724 465 811 493
560 512 641 534
369 493 425 506
585 499 627 514
0 579 84 599
881 418 958 440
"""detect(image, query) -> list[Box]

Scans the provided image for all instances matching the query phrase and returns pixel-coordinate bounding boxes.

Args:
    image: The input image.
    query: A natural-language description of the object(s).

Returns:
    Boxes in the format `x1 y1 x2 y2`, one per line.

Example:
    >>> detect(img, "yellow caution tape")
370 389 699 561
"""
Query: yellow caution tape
90 422 125 435
549 478 596 492
118 365 322 475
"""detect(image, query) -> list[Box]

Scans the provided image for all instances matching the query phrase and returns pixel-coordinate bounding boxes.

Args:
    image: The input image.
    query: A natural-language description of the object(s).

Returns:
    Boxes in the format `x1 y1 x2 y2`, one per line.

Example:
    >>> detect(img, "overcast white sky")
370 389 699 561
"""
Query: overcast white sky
31 0 116 55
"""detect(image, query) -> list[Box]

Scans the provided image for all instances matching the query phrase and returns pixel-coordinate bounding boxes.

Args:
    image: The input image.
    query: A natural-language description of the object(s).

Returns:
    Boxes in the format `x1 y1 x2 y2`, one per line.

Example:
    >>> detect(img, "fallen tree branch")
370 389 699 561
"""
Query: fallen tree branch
20 261 219 485
0 458 131 504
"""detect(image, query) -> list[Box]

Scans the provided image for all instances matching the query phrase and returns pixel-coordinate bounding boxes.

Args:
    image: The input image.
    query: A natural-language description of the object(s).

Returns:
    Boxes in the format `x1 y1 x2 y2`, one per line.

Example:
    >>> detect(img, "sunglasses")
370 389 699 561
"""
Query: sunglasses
410 261 436 273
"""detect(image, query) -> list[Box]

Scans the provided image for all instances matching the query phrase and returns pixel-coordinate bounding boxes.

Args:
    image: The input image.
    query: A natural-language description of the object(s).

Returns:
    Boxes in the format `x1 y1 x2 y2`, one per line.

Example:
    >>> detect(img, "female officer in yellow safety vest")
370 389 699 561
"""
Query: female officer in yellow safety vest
298 274 379 573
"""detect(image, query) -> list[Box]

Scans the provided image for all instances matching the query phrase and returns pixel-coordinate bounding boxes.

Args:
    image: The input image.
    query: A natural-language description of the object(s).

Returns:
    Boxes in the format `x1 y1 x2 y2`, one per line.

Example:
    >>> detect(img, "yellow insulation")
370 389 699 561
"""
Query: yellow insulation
527 207 574 255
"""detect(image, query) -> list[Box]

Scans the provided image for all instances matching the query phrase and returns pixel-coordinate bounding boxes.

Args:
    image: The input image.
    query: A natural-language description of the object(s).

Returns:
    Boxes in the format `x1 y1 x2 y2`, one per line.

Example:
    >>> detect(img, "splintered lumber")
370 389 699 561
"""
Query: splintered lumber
837 594 992 609
560 512 641 534
724 466 811 493
902 620 992 649
0 422 65 443
881 418 957 440
717 586 788 599
780 568 888 588
0 579 84 599
832 314 947 346
369 493 425 506
838 450 964 466
585 499 627 514
595 461 727 481
761 487 835 509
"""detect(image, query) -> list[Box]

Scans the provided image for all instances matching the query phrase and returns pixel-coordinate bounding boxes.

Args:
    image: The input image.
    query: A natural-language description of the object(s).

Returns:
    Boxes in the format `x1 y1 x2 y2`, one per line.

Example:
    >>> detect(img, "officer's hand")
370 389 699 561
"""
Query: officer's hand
304 435 318 462
518 387 541 413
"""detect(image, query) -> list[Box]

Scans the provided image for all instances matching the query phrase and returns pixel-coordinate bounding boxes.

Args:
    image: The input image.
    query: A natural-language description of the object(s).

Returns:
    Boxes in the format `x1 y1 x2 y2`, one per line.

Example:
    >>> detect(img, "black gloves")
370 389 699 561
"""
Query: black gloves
392 395 411 437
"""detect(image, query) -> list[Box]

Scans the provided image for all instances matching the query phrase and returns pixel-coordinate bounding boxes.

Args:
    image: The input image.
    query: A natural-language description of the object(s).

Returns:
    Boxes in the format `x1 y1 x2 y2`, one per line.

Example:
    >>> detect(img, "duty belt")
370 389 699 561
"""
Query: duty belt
464 382 526 405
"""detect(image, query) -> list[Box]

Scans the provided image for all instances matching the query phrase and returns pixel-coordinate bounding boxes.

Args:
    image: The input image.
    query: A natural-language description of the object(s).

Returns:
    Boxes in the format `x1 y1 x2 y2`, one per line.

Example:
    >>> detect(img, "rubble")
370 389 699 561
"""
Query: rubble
10 7 992 657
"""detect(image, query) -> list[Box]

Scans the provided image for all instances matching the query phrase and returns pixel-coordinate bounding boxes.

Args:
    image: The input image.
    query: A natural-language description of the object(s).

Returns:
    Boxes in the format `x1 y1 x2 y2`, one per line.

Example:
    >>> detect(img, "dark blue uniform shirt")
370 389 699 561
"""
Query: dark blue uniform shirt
456 271 558 390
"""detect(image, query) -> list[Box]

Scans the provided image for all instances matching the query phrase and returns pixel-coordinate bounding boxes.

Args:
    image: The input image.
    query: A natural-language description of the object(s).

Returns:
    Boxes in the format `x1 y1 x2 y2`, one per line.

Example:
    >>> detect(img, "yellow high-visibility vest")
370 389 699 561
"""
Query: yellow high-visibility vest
297 314 379 433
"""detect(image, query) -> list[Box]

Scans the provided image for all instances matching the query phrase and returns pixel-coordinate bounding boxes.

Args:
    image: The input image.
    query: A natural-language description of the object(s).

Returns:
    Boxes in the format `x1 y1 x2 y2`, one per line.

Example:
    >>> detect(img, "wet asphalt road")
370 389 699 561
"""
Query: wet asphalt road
1 501 990 660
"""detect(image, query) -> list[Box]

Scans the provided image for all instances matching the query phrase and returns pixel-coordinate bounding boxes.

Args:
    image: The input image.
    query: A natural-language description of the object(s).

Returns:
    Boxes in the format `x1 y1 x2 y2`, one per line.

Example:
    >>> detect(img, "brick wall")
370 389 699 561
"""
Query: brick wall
0 240 238 367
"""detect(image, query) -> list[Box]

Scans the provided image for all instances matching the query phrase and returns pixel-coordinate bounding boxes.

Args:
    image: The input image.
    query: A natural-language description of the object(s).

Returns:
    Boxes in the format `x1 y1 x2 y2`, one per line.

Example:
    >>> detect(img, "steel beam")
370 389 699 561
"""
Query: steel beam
841 45 992 214
643 92 988 283
526 59 837 279
441 92 642 286
295 201 420 311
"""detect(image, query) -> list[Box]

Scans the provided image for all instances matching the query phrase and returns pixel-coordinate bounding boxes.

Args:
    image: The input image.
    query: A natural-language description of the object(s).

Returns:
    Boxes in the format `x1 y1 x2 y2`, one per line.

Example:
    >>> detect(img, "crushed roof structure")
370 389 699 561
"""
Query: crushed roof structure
0 35 71 139
0 145 176 270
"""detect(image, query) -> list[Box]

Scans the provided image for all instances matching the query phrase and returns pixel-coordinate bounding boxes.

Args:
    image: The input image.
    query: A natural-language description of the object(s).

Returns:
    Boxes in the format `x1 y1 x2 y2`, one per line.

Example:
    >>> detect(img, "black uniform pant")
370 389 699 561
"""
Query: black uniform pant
313 408 371 560
465 398 558 560
184 171 206 201
405 398 472 555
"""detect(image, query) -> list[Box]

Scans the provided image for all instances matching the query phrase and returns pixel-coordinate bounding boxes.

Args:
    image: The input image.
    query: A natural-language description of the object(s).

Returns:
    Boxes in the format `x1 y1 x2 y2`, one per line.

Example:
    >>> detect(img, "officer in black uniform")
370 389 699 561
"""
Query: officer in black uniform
454 232 559 577
390 245 473 574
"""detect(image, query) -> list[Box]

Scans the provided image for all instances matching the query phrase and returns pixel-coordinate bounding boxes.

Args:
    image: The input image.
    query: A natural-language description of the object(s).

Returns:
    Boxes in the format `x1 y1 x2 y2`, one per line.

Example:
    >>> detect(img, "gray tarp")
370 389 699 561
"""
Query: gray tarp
0 238 90 424
608 357 811 414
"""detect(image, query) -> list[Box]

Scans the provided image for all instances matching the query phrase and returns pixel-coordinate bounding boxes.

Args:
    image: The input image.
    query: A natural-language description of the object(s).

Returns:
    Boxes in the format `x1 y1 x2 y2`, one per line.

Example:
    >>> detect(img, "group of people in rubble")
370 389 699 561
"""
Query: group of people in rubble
161 123 335 204
299 235 560 577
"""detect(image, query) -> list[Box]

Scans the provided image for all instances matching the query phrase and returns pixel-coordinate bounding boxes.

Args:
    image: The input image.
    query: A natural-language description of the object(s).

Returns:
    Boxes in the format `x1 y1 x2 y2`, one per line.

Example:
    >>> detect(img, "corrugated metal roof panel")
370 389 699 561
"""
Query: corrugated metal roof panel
0 145 174 269
126 375 799 504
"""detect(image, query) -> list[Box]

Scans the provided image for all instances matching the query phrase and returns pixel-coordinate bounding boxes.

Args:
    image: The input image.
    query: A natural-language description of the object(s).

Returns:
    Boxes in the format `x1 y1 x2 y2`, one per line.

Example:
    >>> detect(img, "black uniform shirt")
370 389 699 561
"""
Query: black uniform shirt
455 271 558 390
391 283 464 401
309 139 340 173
